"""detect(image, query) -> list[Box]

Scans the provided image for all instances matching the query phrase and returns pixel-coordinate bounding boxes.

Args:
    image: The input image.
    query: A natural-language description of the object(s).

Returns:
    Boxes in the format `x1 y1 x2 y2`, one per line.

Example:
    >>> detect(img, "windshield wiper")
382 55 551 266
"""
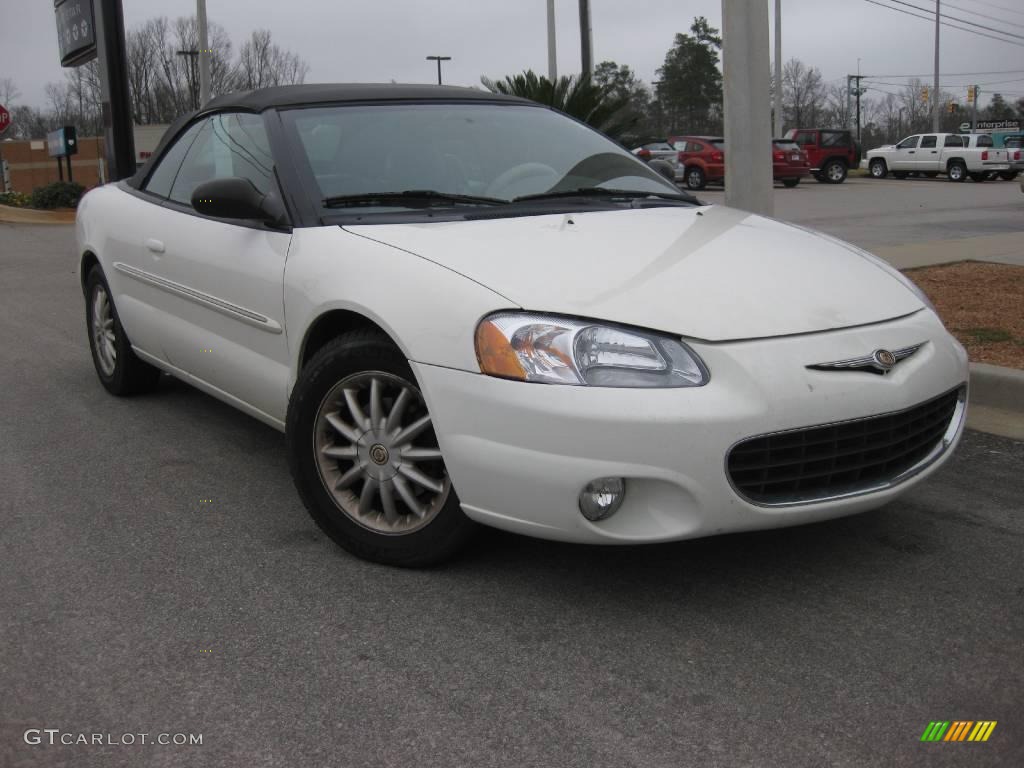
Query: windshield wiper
512 187 697 204
322 190 508 208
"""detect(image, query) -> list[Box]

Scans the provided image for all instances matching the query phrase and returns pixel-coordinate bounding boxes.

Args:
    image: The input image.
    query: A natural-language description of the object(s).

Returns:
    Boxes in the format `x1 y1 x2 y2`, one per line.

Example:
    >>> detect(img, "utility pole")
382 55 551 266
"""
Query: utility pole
579 0 593 74
933 0 941 132
197 0 211 107
547 0 558 82
846 73 865 142
969 84 979 132
721 0 773 216
773 0 782 137
425 55 451 85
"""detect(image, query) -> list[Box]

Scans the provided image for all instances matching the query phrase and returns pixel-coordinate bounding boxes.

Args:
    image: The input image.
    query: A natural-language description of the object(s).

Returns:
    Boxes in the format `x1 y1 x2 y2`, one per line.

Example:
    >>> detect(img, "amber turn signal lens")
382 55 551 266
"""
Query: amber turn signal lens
475 320 527 380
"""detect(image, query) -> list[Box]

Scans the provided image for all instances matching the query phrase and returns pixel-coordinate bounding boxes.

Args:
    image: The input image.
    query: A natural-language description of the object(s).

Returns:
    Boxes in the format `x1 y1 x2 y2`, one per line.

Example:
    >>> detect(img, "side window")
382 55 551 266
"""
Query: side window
168 113 275 206
143 121 206 198
896 136 919 149
795 132 816 146
920 135 937 148
821 131 849 147
976 134 993 148
944 135 963 147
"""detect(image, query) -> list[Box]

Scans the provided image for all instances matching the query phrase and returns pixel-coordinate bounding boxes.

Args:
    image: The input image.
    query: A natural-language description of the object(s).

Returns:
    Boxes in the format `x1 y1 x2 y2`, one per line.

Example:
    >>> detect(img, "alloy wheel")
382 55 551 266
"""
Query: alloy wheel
91 285 117 377
827 162 845 182
313 371 450 535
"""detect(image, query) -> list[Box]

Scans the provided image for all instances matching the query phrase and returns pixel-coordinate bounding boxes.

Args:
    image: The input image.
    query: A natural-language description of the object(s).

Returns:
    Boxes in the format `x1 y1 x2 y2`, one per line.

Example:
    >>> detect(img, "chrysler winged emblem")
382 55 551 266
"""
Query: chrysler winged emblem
807 343 924 375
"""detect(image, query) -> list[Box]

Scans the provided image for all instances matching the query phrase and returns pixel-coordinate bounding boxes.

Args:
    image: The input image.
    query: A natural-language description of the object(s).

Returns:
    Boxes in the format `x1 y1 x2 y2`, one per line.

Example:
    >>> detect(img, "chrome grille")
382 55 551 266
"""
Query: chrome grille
727 388 963 505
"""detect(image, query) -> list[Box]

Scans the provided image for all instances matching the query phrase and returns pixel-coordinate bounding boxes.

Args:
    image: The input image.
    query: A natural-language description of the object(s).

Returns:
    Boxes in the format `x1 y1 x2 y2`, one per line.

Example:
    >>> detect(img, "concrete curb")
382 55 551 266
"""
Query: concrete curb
0 204 76 225
970 362 1024 412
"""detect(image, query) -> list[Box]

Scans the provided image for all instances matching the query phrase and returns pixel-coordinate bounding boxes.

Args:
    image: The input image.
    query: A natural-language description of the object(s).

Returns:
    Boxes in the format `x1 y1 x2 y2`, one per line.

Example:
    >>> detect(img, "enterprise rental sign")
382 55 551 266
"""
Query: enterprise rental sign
55 0 97 67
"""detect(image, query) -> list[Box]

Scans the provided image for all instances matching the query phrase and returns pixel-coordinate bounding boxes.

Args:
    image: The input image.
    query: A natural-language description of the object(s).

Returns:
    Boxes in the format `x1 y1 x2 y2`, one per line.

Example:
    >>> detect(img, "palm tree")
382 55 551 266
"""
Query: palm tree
480 70 637 142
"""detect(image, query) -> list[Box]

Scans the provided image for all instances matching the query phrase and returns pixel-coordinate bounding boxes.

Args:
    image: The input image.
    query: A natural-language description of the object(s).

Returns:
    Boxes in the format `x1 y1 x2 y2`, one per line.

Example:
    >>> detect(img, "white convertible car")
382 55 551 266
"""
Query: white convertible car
77 84 968 566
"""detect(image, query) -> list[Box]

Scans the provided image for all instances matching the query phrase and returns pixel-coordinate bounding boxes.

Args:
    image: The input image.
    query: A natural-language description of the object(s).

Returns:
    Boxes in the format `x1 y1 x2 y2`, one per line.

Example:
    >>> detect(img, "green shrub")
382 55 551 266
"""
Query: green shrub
29 181 86 210
0 191 32 208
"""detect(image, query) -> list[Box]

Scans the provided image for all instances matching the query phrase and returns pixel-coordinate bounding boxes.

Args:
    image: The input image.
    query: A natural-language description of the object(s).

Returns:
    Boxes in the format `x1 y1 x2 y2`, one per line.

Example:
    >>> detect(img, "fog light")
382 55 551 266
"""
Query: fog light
578 478 625 521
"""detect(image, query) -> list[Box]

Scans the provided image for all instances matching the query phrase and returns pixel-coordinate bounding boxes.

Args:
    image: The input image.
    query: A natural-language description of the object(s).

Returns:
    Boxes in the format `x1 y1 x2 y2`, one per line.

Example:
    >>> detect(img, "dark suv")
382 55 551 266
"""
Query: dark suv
784 129 861 184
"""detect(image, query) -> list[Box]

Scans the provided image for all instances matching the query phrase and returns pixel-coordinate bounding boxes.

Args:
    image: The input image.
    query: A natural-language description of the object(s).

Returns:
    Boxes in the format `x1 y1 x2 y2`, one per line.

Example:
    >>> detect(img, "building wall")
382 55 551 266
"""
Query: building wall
0 125 169 193
1 136 106 192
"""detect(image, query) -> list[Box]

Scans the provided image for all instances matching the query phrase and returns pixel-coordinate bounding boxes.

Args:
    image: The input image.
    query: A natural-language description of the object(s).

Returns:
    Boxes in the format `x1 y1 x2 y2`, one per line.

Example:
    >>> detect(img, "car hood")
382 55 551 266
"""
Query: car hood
344 205 923 342
869 145 896 153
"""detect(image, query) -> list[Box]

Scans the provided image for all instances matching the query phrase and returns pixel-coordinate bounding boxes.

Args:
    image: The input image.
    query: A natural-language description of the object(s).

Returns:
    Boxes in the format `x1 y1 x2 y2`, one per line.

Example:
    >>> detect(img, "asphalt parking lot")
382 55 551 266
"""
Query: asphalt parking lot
2 195 1022 767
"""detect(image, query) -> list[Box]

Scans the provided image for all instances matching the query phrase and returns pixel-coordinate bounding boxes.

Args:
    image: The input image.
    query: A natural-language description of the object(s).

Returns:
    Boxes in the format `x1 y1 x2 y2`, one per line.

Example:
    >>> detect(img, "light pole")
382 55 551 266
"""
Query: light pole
197 0 211 107
773 0 782 137
547 0 558 81
933 0 941 131
426 55 452 85
176 49 200 110
579 0 593 74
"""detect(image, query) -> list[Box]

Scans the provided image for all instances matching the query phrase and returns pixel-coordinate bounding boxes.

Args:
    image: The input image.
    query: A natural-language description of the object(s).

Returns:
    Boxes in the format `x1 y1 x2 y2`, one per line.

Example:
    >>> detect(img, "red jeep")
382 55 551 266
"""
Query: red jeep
784 128 861 184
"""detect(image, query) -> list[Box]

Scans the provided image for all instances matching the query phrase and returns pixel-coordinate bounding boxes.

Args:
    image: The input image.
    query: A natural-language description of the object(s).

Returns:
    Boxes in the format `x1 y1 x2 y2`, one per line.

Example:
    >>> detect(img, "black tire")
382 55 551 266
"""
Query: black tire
821 159 847 184
869 159 888 178
781 178 800 188
998 171 1019 181
969 172 987 183
892 171 909 179
84 267 161 396
684 166 706 191
286 330 475 567
947 161 966 182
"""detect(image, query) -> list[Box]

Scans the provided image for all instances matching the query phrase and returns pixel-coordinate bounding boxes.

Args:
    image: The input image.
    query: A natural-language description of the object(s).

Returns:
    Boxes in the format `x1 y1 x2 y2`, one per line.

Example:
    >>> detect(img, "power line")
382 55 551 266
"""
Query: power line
882 0 1024 41
862 69 1024 77
860 0 1024 48
943 1 1024 30
949 0 1024 19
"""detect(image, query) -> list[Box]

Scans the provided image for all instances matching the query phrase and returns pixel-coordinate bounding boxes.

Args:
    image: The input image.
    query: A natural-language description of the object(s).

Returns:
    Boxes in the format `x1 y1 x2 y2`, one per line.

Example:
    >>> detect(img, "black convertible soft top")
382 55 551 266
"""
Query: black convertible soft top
127 83 531 189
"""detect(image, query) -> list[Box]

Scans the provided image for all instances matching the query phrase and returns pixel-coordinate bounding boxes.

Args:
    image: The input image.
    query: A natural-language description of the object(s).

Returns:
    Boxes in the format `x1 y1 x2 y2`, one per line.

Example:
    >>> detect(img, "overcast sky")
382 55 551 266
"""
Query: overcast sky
3 0 1023 110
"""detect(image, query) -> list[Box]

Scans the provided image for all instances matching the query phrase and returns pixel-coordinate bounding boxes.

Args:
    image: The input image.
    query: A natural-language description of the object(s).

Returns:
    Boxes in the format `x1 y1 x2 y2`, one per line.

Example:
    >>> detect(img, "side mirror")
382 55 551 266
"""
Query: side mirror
191 177 286 226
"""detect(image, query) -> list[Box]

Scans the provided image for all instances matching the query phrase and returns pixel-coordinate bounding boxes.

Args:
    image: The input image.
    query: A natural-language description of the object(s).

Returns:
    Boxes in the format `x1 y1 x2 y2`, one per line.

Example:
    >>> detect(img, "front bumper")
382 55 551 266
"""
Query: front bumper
414 310 968 544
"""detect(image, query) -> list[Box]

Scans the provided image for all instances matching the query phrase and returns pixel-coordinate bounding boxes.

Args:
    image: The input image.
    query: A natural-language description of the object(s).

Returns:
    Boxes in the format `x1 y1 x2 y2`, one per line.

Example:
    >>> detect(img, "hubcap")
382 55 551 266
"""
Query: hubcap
91 286 117 377
688 171 701 188
313 371 450 535
828 163 843 181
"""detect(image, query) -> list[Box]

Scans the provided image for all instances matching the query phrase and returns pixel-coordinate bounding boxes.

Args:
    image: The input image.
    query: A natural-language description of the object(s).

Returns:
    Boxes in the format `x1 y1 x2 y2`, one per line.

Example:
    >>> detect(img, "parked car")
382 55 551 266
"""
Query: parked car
772 139 811 188
996 135 1021 180
671 135 725 190
672 136 808 190
77 84 968 566
784 128 860 184
866 133 1010 182
631 141 682 182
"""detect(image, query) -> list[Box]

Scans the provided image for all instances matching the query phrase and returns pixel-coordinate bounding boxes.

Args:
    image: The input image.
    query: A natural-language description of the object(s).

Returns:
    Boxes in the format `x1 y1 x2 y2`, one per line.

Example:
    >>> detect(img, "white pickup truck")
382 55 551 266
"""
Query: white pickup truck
866 132 1010 182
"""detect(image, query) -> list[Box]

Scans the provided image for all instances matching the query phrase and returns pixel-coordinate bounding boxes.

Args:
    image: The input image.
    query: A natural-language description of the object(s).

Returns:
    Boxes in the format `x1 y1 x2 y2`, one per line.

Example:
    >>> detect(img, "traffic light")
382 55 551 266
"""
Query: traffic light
967 85 976 102
921 86 929 103
947 101 956 113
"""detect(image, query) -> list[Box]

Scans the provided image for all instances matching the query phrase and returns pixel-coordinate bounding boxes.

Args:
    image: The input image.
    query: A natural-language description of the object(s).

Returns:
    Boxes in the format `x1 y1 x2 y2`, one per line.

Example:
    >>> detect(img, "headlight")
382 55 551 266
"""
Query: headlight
475 313 708 387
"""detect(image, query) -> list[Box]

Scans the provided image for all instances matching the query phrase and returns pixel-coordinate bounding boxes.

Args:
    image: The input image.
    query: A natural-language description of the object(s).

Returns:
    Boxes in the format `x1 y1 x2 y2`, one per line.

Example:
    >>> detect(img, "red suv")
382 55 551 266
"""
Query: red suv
671 136 809 190
783 128 861 184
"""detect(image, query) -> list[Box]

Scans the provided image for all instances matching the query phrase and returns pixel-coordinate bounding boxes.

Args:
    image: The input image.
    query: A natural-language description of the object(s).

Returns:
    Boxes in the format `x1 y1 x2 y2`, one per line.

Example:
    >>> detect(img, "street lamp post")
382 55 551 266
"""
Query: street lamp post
426 55 452 85
176 49 200 110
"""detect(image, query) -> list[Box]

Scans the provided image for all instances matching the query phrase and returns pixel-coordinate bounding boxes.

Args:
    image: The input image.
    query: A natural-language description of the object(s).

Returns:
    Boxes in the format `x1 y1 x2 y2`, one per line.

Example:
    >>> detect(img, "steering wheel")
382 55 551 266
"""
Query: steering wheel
485 163 559 199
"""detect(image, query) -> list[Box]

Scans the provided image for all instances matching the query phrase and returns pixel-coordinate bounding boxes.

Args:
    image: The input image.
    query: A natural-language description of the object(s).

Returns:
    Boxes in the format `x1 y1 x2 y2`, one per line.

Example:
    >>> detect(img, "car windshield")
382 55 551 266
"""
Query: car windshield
281 103 679 210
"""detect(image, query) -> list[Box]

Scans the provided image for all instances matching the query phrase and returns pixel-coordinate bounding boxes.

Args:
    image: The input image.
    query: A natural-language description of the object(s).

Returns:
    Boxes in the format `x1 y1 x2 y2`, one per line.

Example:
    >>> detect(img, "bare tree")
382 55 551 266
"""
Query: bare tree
782 58 824 129
236 29 309 90
0 77 21 106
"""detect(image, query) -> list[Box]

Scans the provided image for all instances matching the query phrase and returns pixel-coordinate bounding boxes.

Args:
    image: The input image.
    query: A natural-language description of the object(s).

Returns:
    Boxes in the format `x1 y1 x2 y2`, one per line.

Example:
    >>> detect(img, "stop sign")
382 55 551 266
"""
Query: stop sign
0 104 10 135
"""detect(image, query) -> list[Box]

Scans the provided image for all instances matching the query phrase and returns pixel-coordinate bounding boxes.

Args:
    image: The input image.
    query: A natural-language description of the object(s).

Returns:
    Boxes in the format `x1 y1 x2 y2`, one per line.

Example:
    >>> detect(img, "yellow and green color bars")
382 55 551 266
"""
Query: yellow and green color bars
921 721 997 742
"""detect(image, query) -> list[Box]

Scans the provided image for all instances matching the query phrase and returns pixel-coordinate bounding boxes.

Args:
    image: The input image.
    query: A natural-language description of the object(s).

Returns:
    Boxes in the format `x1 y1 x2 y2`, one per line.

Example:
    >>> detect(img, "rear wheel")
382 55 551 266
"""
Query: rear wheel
684 166 706 191
947 161 967 182
286 331 475 567
781 178 800 188
85 267 161 396
869 159 888 178
998 171 1018 181
822 159 847 183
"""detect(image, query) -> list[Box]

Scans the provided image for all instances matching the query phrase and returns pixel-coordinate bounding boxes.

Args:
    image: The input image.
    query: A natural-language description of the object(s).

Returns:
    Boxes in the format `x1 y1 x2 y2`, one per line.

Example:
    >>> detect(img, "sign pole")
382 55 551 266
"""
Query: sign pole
93 0 135 180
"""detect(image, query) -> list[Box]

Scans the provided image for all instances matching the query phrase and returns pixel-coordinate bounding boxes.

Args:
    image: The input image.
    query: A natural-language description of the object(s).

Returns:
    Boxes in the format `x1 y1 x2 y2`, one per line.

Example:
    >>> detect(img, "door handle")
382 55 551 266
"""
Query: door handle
145 238 165 254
